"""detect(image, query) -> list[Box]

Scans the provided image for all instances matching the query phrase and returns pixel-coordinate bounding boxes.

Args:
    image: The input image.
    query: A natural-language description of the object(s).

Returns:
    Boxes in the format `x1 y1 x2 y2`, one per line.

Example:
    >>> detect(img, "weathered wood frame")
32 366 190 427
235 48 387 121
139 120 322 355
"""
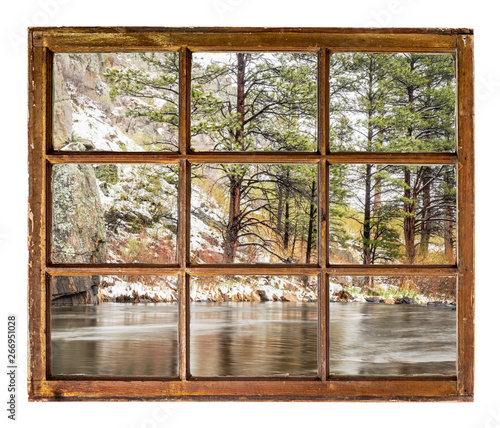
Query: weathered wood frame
28 27 474 401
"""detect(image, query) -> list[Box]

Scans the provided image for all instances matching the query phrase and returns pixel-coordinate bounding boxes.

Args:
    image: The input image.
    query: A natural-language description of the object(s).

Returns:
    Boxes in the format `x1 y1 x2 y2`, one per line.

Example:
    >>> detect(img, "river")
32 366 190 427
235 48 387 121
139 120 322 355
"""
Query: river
51 302 456 377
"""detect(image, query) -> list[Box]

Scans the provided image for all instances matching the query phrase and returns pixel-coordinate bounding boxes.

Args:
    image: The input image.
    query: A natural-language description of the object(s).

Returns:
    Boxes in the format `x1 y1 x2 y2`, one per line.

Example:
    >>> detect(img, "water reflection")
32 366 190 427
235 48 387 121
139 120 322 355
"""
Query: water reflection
190 302 317 376
51 302 456 377
330 303 456 376
51 303 178 376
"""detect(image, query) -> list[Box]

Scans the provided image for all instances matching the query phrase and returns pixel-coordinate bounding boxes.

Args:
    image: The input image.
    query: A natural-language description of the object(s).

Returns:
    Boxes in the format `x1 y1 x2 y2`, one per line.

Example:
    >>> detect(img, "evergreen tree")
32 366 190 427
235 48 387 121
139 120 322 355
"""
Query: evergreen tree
388 54 455 263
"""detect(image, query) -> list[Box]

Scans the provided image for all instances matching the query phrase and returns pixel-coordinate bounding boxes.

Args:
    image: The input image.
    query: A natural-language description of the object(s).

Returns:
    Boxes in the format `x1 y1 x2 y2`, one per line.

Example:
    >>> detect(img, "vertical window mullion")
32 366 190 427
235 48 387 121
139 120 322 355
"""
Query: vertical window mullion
178 47 192 380
43 47 54 382
456 34 474 396
318 47 330 380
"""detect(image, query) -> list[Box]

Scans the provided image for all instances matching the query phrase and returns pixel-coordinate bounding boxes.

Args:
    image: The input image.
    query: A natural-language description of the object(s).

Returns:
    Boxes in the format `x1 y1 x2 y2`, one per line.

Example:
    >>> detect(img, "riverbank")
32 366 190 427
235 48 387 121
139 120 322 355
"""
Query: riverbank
98 275 455 307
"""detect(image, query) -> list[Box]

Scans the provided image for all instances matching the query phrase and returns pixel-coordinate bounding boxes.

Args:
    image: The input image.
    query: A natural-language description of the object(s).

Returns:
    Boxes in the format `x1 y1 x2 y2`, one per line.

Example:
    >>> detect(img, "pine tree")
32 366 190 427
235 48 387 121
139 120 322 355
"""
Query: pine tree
388 54 455 263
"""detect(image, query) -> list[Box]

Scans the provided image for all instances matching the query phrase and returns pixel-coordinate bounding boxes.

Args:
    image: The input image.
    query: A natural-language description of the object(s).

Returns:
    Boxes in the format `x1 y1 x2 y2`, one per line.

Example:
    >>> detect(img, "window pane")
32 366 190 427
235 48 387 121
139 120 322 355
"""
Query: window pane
329 276 456 376
330 53 455 152
191 164 317 263
51 164 178 264
51 275 178 376
53 53 179 151
191 53 317 152
329 164 456 264
190 275 317 376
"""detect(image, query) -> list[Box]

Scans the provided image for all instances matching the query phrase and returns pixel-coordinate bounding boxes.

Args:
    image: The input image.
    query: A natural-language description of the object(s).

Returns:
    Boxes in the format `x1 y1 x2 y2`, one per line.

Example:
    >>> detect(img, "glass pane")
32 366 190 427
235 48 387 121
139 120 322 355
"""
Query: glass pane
191 53 317 151
190 275 317 376
53 53 179 151
191 164 317 263
51 164 178 264
329 276 456 376
51 275 178 376
330 53 455 152
329 164 456 264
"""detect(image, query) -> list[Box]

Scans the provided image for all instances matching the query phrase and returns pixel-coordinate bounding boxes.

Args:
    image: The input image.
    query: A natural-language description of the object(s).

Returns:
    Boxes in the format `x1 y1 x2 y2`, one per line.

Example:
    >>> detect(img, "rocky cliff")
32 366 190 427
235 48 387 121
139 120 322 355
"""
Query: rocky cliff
51 53 109 305
51 144 108 305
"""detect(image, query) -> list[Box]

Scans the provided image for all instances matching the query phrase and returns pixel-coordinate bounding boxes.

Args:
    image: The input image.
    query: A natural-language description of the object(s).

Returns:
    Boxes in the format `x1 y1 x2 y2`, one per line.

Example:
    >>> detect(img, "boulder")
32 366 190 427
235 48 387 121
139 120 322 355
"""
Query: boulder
257 290 269 302
51 276 100 305
427 301 452 307
395 296 417 305
281 292 299 302
365 296 384 304
334 289 354 302
384 297 395 305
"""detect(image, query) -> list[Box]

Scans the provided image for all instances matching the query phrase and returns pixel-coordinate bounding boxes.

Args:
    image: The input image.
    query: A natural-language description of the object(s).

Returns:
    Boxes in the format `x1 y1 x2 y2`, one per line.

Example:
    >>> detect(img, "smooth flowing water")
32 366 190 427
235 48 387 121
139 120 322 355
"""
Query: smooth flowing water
51 302 456 377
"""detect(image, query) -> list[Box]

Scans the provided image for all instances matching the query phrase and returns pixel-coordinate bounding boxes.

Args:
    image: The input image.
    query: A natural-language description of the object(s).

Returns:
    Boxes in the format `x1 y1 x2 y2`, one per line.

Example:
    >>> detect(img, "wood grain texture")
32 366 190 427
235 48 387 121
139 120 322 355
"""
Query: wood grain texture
317 46 330 269
45 151 457 165
28 32 49 393
318 48 330 156
178 273 190 381
29 27 473 35
187 264 321 276
45 264 457 276
46 264 181 276
30 378 458 401
326 265 457 276
456 34 475 397
179 47 191 156
178 49 192 380
318 272 329 381
36 29 458 53
178 160 191 381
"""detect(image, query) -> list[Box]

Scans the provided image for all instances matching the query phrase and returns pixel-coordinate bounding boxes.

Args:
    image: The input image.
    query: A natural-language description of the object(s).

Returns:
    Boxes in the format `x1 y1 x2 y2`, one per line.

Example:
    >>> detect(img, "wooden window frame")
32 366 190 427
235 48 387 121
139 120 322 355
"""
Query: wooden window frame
28 27 474 402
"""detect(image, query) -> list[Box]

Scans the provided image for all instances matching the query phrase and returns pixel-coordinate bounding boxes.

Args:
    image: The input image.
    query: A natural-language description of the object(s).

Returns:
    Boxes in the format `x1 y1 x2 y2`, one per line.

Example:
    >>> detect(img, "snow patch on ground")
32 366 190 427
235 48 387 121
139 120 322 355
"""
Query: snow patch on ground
70 97 143 151
100 276 177 302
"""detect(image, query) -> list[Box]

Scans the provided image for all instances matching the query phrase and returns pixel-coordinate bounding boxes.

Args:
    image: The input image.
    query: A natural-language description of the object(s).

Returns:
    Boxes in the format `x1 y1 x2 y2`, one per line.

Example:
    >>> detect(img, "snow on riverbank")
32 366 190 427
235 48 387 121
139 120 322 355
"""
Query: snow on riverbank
99 275 178 303
98 275 454 306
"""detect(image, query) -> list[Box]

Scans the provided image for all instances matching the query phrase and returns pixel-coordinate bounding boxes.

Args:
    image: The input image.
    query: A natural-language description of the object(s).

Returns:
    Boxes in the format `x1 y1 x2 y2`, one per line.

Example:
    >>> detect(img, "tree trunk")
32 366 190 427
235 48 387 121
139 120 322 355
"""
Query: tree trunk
419 166 432 259
363 164 373 265
222 54 246 262
223 174 242 263
283 197 290 251
276 183 283 236
373 165 381 211
235 53 245 150
403 167 416 264
444 171 455 263
305 180 316 264
404 74 416 264
291 217 298 258
283 168 291 251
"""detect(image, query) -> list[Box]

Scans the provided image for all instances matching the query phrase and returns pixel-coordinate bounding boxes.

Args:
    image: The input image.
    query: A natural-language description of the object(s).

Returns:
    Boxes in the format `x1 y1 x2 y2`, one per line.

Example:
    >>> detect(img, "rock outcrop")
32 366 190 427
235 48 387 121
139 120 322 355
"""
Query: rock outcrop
51 143 108 305
51 275 101 305
52 58 73 149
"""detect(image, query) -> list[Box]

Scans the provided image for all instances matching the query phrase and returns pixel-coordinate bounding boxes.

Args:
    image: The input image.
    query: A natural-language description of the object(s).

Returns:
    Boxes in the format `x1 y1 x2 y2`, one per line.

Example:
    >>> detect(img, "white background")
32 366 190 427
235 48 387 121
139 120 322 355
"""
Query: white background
1 0 498 427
